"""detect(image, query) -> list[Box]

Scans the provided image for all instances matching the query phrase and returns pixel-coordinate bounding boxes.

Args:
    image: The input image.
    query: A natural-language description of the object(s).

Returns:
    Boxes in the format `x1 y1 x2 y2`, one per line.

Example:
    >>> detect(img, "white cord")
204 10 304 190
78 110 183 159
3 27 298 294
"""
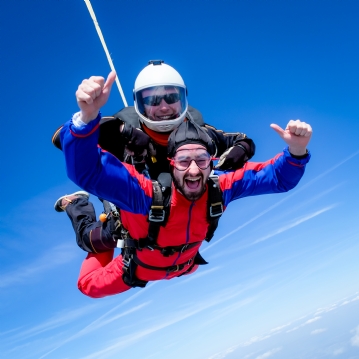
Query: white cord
84 0 128 107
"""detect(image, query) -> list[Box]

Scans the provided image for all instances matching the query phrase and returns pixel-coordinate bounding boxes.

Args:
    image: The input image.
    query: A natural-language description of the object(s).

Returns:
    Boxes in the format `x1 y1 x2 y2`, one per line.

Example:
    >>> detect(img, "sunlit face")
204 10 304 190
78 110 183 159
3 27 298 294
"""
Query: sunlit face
142 86 182 122
171 144 212 201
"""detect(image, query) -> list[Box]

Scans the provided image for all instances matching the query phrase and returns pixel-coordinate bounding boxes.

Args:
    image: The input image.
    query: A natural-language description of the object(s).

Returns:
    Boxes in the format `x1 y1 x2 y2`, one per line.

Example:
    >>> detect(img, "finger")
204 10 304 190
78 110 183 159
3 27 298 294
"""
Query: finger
304 124 313 137
76 87 95 104
87 76 105 98
88 76 105 87
286 119 299 134
77 80 103 102
103 71 117 95
270 123 285 137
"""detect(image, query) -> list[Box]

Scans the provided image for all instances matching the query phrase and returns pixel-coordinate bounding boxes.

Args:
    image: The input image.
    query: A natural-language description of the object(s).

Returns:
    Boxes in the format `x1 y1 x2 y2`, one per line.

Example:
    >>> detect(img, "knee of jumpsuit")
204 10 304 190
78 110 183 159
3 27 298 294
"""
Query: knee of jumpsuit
78 251 131 298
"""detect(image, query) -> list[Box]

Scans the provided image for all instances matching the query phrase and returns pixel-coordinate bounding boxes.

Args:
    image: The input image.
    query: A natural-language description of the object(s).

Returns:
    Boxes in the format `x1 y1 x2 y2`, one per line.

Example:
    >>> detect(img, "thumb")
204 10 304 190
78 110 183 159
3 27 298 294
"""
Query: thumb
103 71 116 95
270 123 285 139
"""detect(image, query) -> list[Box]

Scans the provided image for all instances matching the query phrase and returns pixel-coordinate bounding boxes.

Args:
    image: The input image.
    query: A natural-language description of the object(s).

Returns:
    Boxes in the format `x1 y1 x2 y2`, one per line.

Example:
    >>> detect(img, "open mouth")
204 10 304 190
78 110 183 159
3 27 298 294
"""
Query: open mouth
185 176 201 190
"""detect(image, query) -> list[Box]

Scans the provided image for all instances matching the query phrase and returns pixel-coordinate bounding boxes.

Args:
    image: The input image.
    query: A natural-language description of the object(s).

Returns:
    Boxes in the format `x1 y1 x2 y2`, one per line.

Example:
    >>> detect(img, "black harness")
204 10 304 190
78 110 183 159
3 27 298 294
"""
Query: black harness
115 173 224 288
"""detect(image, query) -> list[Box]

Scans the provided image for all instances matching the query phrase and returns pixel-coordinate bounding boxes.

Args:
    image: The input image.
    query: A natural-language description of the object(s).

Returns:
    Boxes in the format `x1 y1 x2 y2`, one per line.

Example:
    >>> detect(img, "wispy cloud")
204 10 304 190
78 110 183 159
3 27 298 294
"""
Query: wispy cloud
255 347 282 359
5 303 100 344
269 323 291 333
203 150 359 253
311 328 327 335
170 266 222 286
38 302 150 359
333 348 345 355
78 284 252 359
350 325 359 347
315 304 337 315
304 316 321 325
210 204 336 262
0 244 77 288
207 292 358 359
251 206 336 245
207 345 240 359
285 316 322 333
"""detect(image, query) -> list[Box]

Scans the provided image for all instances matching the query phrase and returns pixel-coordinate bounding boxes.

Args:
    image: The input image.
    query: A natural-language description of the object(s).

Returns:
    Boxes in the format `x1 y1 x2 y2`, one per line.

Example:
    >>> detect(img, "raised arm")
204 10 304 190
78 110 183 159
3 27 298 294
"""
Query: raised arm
218 120 312 205
61 72 152 214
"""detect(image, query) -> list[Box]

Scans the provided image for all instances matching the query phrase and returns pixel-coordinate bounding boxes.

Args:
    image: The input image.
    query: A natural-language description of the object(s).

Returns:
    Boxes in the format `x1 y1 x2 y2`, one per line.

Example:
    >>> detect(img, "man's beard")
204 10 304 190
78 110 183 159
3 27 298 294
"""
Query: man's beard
172 173 206 201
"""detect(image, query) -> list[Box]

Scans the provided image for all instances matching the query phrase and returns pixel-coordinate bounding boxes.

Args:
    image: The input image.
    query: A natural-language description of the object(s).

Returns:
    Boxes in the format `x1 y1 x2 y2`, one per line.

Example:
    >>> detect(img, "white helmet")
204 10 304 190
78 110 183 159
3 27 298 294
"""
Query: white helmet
133 60 188 132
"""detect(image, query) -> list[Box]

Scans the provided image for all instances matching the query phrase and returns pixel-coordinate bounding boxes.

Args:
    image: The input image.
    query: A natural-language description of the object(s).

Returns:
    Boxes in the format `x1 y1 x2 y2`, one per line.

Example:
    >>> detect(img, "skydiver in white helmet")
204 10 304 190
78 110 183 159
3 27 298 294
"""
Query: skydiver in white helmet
53 60 255 253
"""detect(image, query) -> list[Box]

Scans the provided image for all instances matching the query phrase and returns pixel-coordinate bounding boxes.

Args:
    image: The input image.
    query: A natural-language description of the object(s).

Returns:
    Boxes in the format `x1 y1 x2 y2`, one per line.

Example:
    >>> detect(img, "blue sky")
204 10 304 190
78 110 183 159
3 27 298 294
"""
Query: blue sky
1 0 359 358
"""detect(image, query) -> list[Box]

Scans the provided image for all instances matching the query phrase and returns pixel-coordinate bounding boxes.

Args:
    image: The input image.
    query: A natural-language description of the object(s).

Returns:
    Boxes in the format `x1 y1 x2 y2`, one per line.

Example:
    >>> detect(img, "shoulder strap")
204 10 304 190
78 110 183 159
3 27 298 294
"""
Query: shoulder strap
139 175 172 248
146 180 166 246
205 175 223 242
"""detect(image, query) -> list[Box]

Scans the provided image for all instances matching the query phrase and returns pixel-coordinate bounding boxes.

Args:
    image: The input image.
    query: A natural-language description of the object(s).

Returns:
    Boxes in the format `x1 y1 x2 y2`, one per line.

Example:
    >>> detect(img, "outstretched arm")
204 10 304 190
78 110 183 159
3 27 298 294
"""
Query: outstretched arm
219 119 312 204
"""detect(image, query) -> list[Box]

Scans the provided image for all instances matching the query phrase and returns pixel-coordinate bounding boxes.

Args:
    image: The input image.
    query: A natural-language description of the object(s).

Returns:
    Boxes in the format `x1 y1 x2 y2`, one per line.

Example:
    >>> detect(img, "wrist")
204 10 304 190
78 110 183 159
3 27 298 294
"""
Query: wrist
289 148 309 159
80 111 100 124
288 146 307 157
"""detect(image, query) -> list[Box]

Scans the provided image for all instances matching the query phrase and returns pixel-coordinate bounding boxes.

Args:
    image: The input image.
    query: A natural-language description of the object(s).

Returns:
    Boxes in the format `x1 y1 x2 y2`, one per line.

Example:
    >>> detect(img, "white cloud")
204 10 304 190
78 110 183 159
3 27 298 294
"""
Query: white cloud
38 302 150 359
286 326 299 333
255 347 282 359
304 316 321 325
6 303 100 343
315 304 337 315
350 325 359 347
251 206 336 245
42 284 249 359
203 150 359 253
311 328 327 335
270 323 291 333
207 345 239 359
0 244 77 288
333 348 345 355
171 266 222 286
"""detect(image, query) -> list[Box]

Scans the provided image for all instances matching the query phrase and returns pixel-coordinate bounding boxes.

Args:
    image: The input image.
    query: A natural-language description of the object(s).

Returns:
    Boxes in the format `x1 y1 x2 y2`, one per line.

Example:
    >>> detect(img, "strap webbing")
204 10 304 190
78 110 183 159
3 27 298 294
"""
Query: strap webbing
146 180 165 246
133 254 193 273
205 175 223 242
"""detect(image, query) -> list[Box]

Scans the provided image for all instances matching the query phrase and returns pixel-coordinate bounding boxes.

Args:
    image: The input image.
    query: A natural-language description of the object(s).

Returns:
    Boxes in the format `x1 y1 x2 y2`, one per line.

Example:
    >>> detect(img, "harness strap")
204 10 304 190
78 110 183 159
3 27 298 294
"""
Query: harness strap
205 175 224 242
133 254 193 273
146 180 166 246
125 238 200 256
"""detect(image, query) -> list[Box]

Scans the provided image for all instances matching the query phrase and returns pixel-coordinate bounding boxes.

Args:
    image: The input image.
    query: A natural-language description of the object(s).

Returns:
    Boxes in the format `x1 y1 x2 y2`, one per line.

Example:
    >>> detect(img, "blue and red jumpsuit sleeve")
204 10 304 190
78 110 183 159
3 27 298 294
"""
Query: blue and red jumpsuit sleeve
216 148 311 206
60 114 153 214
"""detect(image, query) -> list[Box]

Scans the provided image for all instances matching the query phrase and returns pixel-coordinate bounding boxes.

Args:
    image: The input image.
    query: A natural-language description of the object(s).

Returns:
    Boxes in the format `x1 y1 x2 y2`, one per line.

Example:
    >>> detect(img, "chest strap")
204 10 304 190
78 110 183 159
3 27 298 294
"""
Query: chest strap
125 238 201 256
144 174 224 247
132 254 194 273
205 175 223 242
146 180 167 246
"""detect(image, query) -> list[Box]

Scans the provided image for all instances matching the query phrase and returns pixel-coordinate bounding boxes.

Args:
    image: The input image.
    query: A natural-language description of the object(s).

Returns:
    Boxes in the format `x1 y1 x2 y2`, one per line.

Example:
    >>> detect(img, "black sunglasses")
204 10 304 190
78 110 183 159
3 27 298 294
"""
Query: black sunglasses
142 93 180 106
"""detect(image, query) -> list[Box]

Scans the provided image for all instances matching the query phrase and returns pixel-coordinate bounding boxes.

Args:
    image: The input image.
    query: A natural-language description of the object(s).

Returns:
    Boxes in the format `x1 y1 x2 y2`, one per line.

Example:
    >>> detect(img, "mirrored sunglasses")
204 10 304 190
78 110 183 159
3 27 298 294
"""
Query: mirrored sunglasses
142 93 181 106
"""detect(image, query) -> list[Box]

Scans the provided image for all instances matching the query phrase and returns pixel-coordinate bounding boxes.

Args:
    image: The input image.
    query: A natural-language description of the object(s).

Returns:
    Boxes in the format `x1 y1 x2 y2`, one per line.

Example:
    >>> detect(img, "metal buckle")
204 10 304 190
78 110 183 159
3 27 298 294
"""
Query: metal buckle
180 244 189 253
149 208 165 222
122 256 131 268
210 202 223 217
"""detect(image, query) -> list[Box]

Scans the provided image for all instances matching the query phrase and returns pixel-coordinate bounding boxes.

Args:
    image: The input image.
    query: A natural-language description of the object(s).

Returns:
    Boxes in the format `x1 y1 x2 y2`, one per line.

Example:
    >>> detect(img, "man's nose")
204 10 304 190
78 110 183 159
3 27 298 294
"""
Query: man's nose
159 98 170 111
187 159 200 174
